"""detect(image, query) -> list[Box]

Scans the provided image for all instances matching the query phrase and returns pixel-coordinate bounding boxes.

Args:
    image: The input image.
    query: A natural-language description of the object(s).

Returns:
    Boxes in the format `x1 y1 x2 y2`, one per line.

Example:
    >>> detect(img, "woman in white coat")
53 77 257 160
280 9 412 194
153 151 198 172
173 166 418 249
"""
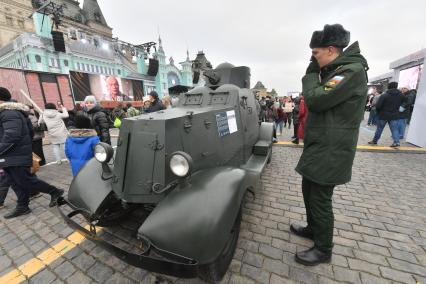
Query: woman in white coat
39 102 69 164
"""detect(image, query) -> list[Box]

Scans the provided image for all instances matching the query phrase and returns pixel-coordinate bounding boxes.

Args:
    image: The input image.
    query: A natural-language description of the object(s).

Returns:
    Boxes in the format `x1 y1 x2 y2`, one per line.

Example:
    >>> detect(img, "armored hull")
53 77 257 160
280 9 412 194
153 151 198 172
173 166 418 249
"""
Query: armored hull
58 64 274 282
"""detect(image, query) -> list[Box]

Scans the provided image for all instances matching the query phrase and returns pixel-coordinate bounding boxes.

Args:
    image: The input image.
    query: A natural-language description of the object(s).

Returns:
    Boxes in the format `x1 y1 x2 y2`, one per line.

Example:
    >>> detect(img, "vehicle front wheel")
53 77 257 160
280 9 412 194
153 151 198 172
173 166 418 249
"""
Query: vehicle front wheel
198 207 242 283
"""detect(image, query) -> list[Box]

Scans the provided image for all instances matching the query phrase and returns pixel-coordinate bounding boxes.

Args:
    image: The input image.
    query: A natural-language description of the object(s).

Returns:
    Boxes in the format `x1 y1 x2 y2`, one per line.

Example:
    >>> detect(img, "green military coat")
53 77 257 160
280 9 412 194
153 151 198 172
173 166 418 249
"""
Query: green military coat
295 42 369 186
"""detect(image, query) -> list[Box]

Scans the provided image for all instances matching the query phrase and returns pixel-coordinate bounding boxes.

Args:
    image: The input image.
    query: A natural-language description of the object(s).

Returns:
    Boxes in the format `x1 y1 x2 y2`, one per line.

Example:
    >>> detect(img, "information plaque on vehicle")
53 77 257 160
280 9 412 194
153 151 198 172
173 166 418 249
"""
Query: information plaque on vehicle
216 110 238 137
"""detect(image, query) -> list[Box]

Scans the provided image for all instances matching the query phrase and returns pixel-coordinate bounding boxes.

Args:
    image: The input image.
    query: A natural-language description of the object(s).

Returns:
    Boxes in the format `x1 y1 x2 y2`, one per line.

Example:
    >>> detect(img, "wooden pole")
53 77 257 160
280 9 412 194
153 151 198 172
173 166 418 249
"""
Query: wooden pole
20 89 43 114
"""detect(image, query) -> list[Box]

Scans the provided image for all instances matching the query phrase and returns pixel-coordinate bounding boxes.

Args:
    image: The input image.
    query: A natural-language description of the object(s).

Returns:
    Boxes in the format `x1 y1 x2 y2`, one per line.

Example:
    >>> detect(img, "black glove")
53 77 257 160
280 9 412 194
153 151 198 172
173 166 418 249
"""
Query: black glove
306 56 320 74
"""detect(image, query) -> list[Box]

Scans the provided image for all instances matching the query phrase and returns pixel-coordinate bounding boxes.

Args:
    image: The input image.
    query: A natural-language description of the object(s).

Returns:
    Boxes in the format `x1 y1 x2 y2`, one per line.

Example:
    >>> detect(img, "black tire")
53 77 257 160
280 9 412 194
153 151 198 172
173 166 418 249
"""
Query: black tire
198 207 242 283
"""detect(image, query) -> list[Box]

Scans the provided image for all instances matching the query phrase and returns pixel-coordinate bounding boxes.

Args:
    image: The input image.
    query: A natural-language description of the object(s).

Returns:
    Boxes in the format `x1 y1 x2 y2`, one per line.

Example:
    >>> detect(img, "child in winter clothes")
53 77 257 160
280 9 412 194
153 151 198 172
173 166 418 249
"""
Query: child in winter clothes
65 112 100 176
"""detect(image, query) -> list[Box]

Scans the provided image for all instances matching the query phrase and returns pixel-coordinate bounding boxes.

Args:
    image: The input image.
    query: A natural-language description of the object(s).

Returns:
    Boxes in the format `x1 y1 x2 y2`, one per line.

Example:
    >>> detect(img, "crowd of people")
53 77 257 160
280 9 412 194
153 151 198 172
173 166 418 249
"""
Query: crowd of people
0 89 173 219
257 95 308 144
366 82 417 147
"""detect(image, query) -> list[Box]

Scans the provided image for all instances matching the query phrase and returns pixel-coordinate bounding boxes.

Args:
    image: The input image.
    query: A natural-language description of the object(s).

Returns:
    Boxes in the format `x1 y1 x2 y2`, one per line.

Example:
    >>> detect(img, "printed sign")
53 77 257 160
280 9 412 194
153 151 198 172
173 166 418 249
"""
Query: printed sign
216 110 238 137
227 110 238 134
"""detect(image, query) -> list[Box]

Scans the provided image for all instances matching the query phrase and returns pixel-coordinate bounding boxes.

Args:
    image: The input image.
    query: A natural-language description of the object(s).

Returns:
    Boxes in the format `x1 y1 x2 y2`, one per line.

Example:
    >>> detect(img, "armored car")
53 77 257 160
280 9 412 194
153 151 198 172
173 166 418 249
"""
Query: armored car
58 62 274 282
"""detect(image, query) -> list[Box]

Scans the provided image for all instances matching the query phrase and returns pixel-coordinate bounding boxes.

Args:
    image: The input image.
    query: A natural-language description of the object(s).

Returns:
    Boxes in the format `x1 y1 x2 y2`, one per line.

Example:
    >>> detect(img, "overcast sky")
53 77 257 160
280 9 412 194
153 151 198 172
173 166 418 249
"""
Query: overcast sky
97 0 426 95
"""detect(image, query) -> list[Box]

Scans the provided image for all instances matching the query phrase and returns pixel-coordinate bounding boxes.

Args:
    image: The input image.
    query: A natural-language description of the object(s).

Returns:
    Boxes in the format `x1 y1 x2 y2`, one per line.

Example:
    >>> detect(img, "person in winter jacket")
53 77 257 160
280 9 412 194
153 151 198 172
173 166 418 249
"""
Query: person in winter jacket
142 96 152 113
397 87 415 139
407 89 416 124
39 102 69 164
367 90 381 126
259 97 268 122
126 103 140 117
0 87 63 218
368 82 406 147
162 96 172 109
65 112 100 176
292 97 301 139
28 107 46 166
292 95 308 144
145 91 165 113
292 24 369 266
83 96 111 145
274 104 285 135
283 98 295 128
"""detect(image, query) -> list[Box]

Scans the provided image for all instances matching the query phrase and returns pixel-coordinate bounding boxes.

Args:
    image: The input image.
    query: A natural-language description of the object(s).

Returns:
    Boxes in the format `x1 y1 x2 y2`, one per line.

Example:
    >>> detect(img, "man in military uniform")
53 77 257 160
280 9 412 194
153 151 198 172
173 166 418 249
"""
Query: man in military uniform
291 24 369 266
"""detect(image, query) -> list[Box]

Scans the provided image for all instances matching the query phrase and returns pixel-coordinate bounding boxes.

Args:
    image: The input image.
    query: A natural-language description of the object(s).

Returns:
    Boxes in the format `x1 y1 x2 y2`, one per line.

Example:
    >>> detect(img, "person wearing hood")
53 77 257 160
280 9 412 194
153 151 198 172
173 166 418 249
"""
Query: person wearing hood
368 82 406 147
291 24 369 266
145 91 165 113
39 102 69 164
0 87 63 218
83 96 111 145
65 112 100 176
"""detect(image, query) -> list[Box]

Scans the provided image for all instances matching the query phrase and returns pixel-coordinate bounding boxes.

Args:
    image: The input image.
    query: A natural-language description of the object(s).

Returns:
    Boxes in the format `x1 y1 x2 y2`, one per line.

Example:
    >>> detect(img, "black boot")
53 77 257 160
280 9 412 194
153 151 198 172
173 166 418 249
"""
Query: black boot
4 206 31 219
49 189 64 207
295 247 332 266
291 138 299 145
290 223 313 239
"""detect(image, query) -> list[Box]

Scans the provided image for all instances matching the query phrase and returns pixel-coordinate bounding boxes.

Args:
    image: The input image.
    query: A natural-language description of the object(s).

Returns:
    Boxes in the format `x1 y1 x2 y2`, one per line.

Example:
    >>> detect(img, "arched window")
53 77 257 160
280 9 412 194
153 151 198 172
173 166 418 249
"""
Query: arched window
167 71 180 87
35 55 42 63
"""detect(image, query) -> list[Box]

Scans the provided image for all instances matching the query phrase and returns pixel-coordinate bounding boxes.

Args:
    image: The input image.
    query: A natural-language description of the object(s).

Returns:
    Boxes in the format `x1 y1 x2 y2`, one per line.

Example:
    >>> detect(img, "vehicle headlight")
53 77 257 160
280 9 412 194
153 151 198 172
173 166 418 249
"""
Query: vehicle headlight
94 142 114 163
170 152 193 177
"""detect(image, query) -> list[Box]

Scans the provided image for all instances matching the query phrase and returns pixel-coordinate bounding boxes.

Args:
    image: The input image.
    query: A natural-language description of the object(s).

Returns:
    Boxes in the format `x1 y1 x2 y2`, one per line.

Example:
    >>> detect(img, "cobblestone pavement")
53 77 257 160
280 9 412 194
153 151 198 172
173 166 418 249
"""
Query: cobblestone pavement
1 144 426 283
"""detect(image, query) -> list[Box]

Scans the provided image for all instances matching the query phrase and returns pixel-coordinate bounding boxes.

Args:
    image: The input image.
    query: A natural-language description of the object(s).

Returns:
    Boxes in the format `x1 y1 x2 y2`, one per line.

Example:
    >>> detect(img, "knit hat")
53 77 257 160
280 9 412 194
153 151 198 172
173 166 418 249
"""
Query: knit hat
310 24 350 48
84 95 97 104
0 87 12 102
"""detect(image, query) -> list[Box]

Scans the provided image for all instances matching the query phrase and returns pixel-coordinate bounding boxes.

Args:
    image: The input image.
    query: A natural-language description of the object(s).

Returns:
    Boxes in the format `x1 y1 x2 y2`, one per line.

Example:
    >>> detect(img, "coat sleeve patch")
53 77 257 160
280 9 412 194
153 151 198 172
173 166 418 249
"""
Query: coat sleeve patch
324 75 345 90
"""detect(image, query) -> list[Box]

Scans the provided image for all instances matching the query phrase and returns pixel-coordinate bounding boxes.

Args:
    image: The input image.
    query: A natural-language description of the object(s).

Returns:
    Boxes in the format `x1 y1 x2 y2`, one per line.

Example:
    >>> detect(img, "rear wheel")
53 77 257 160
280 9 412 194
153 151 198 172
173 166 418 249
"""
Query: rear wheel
198 207 242 283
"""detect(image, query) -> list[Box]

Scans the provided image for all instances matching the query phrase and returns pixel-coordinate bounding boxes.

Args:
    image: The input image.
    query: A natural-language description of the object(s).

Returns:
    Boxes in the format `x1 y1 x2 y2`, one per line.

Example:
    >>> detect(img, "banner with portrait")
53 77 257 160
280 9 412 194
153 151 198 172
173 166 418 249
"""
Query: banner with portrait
69 71 144 102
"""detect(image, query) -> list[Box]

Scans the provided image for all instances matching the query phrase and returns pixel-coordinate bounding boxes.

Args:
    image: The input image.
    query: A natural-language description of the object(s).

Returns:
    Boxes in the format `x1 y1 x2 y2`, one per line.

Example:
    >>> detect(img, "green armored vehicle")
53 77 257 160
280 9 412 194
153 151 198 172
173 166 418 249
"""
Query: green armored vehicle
58 62 274 282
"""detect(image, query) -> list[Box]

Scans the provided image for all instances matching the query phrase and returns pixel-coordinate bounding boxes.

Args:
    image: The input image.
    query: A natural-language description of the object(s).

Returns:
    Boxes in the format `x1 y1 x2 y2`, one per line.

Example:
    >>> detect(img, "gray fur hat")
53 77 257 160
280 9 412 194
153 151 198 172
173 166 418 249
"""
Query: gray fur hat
309 24 350 48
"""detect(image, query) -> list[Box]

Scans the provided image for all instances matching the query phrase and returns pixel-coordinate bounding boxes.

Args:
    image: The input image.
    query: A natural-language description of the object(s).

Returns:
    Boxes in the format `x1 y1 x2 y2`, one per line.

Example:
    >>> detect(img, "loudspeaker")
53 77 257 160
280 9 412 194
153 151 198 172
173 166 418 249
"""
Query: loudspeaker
193 71 200 84
51 31 66 53
147 58 159 76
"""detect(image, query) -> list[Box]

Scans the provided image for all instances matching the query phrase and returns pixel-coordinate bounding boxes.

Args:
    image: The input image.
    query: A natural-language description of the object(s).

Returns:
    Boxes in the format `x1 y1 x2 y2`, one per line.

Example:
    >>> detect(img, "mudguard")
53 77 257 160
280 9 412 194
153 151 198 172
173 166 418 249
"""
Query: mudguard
67 158 114 216
138 167 250 265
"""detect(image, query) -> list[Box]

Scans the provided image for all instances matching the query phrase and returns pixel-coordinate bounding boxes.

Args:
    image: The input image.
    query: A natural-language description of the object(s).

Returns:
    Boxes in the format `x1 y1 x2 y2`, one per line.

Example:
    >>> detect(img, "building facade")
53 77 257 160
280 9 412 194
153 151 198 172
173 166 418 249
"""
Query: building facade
252 81 278 98
153 37 193 97
0 0 193 102
0 0 35 48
